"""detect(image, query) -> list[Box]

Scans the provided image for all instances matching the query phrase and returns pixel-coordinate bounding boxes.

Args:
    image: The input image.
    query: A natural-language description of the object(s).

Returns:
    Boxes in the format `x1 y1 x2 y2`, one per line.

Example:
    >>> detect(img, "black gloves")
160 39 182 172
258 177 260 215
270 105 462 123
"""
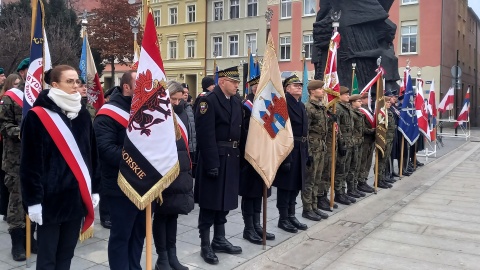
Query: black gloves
280 163 291 172
306 156 313 167
338 143 347 157
329 113 338 123
206 168 219 178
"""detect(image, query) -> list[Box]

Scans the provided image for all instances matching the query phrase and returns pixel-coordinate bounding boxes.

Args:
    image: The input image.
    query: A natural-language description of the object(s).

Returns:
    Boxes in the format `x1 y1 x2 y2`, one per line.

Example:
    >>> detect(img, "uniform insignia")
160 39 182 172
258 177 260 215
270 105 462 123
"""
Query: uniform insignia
199 102 208 114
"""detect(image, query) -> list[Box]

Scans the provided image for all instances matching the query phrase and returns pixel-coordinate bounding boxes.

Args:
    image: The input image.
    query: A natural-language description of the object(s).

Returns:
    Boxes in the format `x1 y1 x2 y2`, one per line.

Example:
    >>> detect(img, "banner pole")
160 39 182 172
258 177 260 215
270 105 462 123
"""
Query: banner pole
26 215 31 268
262 185 267 250
400 137 404 177
413 142 417 170
329 103 337 210
374 149 378 194
146 204 152 270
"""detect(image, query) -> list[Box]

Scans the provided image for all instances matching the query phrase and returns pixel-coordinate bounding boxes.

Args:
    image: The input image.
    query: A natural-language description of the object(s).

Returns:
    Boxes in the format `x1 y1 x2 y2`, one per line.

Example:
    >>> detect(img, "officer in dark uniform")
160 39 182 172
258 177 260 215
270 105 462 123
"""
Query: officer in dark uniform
273 75 308 233
194 66 243 265
193 77 216 112
239 75 275 245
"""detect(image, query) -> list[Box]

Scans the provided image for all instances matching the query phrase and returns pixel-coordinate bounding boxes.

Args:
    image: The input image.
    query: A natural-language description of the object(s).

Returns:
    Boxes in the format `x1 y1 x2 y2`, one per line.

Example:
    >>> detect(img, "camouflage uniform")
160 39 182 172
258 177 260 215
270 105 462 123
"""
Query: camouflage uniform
347 109 364 191
378 110 397 179
302 99 328 212
335 102 354 194
0 94 24 231
359 105 376 182
320 108 336 196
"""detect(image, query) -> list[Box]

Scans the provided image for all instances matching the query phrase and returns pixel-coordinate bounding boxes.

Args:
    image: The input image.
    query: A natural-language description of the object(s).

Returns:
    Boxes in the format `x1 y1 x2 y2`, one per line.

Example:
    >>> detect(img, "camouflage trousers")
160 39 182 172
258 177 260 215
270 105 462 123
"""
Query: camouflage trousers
346 144 362 191
359 139 375 182
320 143 336 196
5 173 25 231
335 147 353 195
302 148 326 211
377 140 394 181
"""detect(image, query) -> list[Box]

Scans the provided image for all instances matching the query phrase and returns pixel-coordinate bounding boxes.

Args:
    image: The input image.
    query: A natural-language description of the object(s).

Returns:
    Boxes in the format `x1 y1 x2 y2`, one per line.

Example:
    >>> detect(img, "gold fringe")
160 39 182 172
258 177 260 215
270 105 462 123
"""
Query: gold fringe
78 225 94 242
118 161 180 210
173 114 181 140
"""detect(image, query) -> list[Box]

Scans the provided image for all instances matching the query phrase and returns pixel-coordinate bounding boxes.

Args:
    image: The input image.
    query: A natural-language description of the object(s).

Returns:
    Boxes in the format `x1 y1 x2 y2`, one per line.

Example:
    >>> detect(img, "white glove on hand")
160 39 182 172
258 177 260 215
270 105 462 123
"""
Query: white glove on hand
92 194 100 208
28 204 43 226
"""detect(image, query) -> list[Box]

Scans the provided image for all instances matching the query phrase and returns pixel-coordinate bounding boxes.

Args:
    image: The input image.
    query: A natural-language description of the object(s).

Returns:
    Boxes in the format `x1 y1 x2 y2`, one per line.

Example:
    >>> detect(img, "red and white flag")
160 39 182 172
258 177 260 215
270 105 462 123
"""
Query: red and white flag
454 87 470 128
427 80 438 140
323 32 341 108
117 12 179 209
85 36 104 110
131 41 140 71
438 87 454 113
415 78 430 141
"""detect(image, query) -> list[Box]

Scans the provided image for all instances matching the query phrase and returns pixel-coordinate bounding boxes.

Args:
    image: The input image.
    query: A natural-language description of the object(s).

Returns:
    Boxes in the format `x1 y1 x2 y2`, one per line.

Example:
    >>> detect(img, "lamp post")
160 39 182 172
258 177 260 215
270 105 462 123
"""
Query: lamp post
81 10 88 37
129 17 140 43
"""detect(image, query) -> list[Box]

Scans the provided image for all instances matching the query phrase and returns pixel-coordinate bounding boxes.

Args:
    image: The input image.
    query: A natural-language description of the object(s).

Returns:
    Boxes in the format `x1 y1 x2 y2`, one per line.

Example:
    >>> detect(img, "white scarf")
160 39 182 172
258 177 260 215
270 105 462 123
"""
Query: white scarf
47 87 82 120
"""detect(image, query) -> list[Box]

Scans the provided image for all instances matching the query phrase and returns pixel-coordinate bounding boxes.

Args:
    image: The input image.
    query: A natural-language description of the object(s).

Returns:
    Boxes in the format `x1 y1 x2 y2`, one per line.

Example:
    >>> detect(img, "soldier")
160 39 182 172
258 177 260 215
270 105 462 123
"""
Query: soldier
357 93 376 193
378 96 396 188
239 75 275 245
334 86 356 205
273 75 308 233
347 94 367 198
302 80 330 221
194 66 243 265
16 58 30 81
79 77 97 121
0 68 6 87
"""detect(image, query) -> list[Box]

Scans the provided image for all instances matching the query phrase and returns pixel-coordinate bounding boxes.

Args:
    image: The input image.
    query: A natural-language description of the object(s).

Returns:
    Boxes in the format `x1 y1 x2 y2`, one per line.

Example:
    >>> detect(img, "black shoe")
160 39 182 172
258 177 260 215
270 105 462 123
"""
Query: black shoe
243 229 263 245
10 228 26 262
416 161 424 167
313 209 329 219
355 189 366 197
278 218 298 233
392 172 400 177
402 170 412 176
211 225 242 254
317 196 332 212
288 216 308 230
302 210 321 221
334 194 351 205
167 248 188 270
253 213 275 240
345 194 356 203
155 251 171 270
347 190 361 198
101 219 112 229
378 180 392 189
385 177 396 183
357 182 374 193
199 230 219 265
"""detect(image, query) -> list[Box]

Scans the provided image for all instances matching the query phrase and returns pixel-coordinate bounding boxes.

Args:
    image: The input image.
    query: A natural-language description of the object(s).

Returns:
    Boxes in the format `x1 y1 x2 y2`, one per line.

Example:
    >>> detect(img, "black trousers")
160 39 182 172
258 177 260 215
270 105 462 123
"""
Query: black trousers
198 208 229 231
108 195 147 270
36 218 82 270
99 192 110 221
241 197 262 216
276 188 299 210
152 213 178 253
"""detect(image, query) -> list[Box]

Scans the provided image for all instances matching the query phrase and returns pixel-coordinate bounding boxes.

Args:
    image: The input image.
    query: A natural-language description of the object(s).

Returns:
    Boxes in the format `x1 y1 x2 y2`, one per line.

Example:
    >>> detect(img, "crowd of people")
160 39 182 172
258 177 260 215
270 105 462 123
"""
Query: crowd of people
0 60 424 270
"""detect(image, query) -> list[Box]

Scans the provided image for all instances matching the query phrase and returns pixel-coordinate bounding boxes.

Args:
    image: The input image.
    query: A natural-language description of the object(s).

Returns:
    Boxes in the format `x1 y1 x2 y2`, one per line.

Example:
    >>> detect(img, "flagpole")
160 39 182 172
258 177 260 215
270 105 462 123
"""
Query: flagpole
400 138 404 177
374 149 379 194
26 216 31 268
351 63 356 91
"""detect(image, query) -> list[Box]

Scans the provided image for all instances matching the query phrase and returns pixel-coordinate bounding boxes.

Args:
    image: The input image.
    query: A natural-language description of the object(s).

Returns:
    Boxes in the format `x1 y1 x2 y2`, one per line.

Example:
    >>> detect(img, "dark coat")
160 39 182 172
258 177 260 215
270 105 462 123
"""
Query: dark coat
239 93 271 198
194 86 242 211
20 90 100 225
93 88 132 197
272 93 308 191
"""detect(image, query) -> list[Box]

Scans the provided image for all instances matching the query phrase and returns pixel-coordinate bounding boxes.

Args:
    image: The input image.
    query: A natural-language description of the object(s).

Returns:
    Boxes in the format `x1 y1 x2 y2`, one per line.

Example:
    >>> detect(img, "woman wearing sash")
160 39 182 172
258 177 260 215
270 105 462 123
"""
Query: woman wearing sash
20 65 100 270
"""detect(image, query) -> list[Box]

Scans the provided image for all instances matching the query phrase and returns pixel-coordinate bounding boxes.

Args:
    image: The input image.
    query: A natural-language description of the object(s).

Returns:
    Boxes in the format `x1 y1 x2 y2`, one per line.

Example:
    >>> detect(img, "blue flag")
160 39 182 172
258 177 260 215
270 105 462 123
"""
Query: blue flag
398 71 419 145
214 65 219 85
301 60 309 103
79 35 87 82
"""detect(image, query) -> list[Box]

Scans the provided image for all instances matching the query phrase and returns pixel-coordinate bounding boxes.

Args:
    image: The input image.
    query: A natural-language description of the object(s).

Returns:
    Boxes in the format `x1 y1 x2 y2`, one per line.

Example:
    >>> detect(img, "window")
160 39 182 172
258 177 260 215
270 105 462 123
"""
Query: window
169 40 177 59
230 0 239 19
153 10 161 26
187 40 195 58
303 0 316 16
246 33 257 55
402 0 418 4
401 23 417 54
213 36 223 57
169 7 178 25
187 5 196 22
281 0 292 18
303 34 313 59
213 1 223 21
247 0 258 17
229 35 239 56
280 35 291 60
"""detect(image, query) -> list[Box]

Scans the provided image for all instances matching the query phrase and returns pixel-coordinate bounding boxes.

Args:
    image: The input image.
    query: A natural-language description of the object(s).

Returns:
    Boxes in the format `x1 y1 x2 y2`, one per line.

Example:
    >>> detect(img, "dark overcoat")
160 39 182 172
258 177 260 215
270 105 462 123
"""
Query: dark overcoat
194 86 242 211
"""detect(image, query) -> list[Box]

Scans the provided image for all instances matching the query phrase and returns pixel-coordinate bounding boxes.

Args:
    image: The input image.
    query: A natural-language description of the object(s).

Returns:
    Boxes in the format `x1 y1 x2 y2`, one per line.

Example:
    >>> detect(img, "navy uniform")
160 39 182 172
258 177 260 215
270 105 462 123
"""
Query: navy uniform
273 75 308 233
194 66 243 264
239 76 275 245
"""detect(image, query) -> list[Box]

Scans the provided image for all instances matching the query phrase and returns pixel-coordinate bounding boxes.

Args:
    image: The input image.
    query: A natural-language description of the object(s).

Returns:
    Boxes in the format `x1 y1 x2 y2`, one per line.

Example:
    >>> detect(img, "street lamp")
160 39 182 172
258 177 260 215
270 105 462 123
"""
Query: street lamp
129 17 140 42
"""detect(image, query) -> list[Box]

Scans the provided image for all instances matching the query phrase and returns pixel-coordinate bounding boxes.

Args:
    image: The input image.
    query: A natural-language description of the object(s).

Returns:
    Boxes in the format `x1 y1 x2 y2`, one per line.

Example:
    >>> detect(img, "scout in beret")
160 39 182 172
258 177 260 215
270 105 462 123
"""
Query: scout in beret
307 80 324 91
349 94 362 102
16 58 30 80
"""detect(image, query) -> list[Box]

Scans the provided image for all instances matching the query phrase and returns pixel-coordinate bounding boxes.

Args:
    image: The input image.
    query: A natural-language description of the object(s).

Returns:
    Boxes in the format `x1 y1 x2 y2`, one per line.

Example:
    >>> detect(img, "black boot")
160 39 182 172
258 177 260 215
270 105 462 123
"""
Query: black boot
354 187 366 197
211 225 242 254
167 248 188 270
278 208 297 233
345 194 357 203
253 212 275 240
288 205 307 230
334 193 351 205
302 210 321 221
10 228 26 261
199 229 218 265
317 194 332 212
242 215 263 245
155 251 171 270
313 208 329 219
347 189 361 198
357 182 374 193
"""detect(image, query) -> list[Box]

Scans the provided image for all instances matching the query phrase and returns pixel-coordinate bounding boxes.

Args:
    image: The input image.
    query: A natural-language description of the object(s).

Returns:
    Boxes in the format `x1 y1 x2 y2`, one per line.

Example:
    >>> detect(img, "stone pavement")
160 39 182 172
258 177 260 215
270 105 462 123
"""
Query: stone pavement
0 128 478 270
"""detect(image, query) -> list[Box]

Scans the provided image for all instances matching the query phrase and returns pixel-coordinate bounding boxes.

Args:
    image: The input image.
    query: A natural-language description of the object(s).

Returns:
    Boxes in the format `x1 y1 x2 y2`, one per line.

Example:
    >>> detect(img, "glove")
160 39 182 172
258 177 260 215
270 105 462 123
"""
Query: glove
28 204 43 226
306 156 313 167
329 113 338 123
206 168 219 179
280 163 291 172
338 143 347 157
92 193 100 208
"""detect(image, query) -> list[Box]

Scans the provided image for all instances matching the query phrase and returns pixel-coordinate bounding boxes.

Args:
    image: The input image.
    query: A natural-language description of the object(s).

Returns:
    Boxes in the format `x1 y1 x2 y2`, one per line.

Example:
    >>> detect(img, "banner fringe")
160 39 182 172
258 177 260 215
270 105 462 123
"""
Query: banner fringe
78 225 94 242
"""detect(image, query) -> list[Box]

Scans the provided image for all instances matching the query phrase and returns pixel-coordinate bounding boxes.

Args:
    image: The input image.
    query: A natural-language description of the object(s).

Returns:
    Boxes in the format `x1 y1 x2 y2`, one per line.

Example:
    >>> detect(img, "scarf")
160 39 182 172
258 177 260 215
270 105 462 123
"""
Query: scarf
47 88 82 120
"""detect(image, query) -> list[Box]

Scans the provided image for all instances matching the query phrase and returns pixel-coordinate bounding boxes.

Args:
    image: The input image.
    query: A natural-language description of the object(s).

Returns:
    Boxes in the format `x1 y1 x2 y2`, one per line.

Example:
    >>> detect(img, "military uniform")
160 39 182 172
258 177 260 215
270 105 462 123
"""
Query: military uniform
358 103 376 193
318 107 338 211
378 106 397 182
347 94 366 198
335 101 354 199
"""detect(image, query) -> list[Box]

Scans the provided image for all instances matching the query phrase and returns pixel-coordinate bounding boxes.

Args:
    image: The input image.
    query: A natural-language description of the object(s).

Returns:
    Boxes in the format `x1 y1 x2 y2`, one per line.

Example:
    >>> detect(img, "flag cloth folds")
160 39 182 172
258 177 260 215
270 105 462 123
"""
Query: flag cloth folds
246 52 257 95
359 67 383 96
322 32 341 108
244 32 294 188
23 0 47 116
427 80 437 140
79 34 105 110
214 65 219 85
438 87 454 113
351 69 359 95
415 78 431 141
398 69 419 145
454 87 470 128
118 12 179 210
131 40 140 71
374 78 387 157
301 58 309 103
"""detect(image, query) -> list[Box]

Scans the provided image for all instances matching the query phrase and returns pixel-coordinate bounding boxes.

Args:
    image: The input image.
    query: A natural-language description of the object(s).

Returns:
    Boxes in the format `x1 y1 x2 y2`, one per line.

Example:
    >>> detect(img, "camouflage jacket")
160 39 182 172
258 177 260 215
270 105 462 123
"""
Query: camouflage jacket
306 99 328 154
386 110 397 141
352 109 365 146
0 94 22 173
336 102 354 148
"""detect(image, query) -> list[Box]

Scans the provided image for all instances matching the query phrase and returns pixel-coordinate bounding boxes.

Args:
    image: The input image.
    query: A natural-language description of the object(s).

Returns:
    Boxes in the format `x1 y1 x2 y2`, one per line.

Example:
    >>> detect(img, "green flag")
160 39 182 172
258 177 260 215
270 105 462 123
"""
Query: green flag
351 71 359 95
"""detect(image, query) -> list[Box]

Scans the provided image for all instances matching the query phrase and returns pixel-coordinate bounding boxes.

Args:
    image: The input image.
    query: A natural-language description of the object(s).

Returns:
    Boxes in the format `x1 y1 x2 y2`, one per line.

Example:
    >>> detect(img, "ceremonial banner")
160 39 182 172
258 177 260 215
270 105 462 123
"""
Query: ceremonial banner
351 69 359 95
359 67 384 96
438 87 454 113
79 34 105 110
244 32 294 188
374 79 387 157
427 80 438 140
132 40 140 71
398 69 419 145
118 13 179 210
454 87 470 128
415 78 431 141
301 58 309 103
323 32 341 108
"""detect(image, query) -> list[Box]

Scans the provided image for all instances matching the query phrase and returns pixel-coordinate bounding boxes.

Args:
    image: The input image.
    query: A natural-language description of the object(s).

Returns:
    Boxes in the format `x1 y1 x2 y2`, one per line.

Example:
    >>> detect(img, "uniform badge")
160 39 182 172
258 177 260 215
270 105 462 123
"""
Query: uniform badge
199 102 208 114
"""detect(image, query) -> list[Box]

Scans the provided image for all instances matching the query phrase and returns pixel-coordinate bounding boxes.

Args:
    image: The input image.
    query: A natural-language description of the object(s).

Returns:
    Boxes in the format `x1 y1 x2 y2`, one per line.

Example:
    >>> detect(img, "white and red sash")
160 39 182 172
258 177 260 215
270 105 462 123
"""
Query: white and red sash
96 104 129 128
31 107 94 240
3 88 24 108
359 107 375 128
175 113 191 168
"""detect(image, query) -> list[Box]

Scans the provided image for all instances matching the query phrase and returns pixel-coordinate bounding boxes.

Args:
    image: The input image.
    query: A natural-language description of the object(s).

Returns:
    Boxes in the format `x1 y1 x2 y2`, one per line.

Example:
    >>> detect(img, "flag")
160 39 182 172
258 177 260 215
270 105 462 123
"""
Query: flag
244 32 294 188
359 67 383 96
351 69 359 95
454 87 470 128
427 80 437 140
214 65 219 85
23 0 46 116
118 12 179 210
323 32 341 108
246 52 257 95
415 78 431 141
43 29 52 71
398 69 419 145
374 77 387 157
79 34 105 110
301 58 309 103
132 40 140 71
438 87 454 113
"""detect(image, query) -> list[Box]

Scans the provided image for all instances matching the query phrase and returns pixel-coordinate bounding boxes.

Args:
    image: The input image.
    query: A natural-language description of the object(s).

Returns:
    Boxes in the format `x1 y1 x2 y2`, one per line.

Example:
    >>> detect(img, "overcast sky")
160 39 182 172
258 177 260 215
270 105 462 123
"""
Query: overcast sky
470 1 480 17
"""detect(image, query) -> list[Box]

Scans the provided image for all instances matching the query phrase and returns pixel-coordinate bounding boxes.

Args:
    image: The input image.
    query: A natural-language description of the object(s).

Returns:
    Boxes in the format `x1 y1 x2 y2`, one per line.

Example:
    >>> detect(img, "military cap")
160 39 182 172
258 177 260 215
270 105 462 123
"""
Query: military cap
349 94 362 102
247 75 260 86
340 86 350 95
307 80 324 90
16 58 30 72
0 68 4 75
283 74 302 88
217 66 240 82
385 90 394 97
79 77 86 85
